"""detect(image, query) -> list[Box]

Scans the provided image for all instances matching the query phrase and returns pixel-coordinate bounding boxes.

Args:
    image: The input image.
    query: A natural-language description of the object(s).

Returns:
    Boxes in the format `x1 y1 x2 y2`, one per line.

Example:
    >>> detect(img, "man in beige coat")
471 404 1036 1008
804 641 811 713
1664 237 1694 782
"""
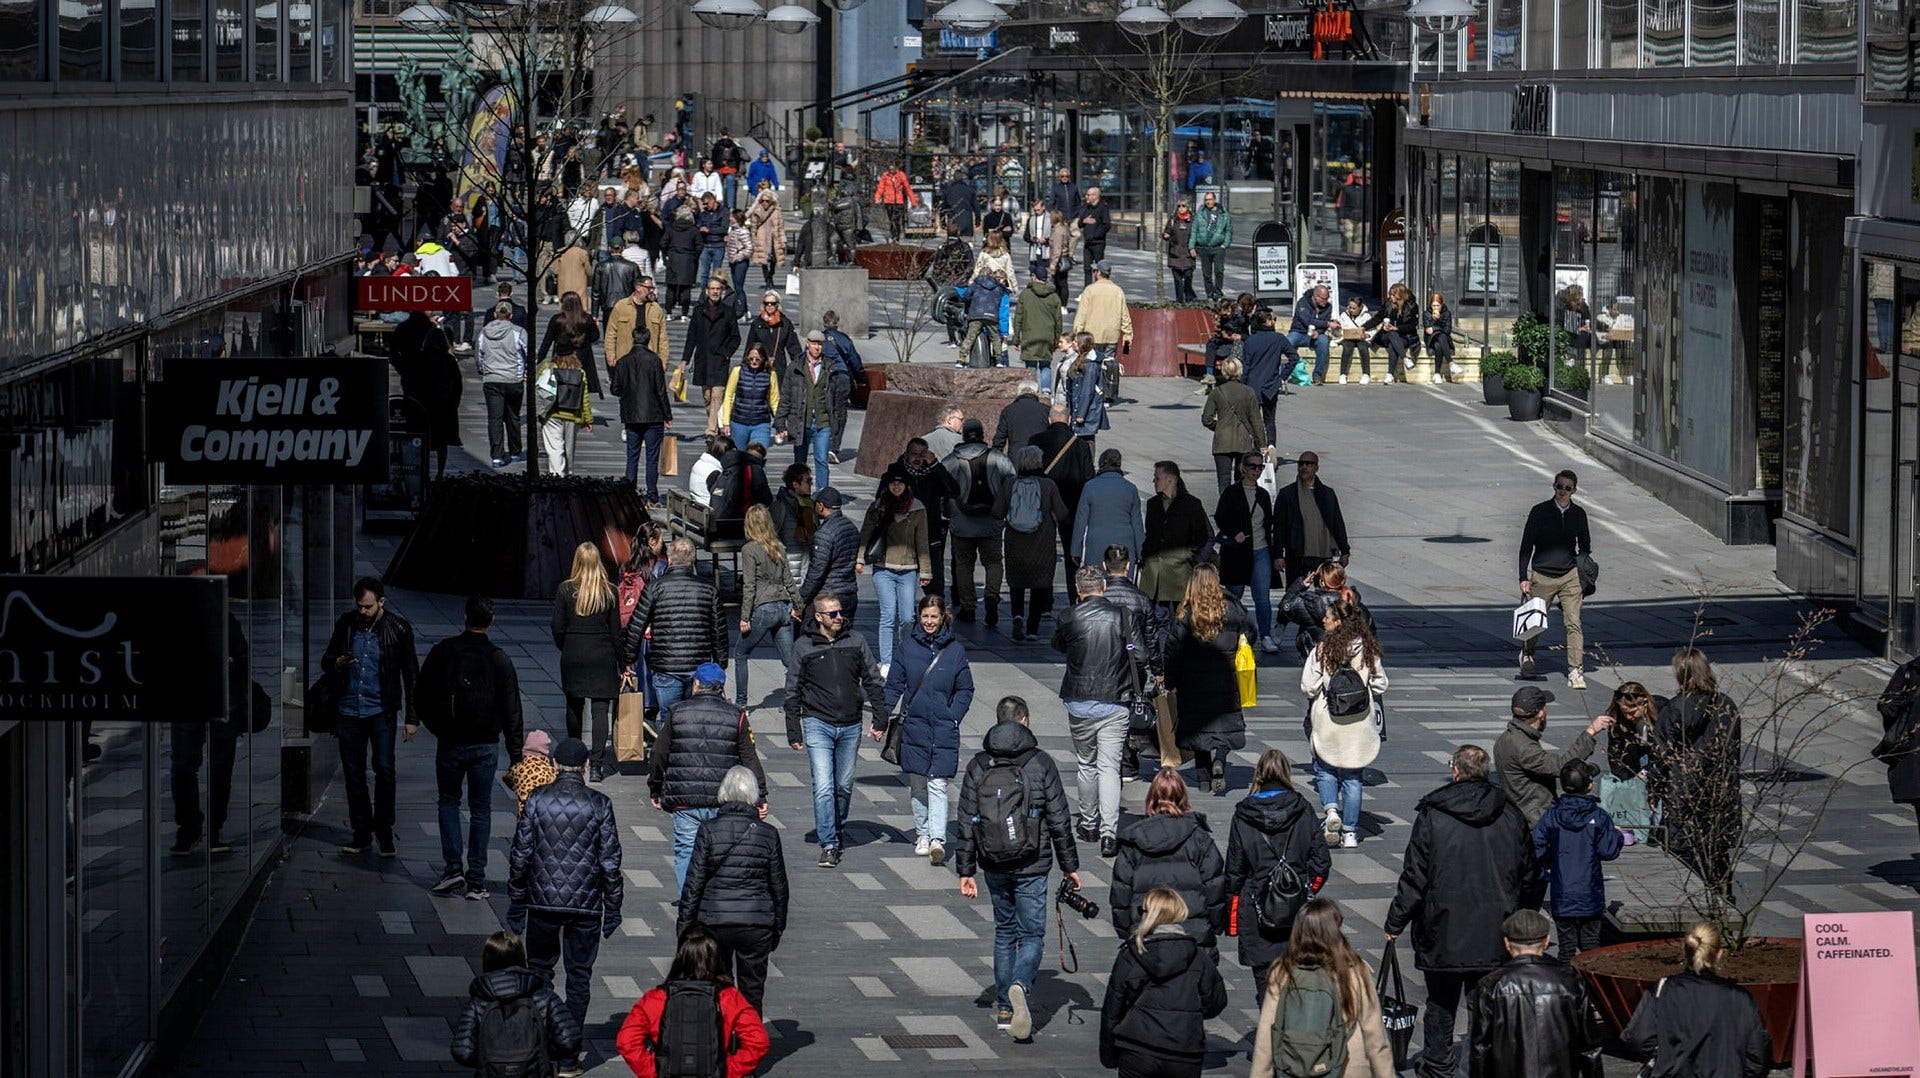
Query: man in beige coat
552 232 592 306
604 276 668 373
1072 260 1133 358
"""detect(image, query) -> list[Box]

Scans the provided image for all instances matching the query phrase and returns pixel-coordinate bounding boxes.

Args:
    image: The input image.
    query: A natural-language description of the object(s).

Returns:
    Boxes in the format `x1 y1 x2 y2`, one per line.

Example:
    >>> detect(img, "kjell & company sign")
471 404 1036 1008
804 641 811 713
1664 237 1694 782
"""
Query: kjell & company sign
150 357 390 484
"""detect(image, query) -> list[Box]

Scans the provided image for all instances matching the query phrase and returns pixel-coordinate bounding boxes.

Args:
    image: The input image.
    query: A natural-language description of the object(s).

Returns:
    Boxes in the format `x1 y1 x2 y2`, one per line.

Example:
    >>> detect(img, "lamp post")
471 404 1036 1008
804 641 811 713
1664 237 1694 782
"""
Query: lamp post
1406 0 1475 70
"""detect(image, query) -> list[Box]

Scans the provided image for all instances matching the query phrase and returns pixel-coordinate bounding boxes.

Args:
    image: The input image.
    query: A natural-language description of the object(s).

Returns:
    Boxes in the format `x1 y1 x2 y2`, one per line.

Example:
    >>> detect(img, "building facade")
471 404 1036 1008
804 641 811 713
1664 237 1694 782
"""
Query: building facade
0 1 361 1073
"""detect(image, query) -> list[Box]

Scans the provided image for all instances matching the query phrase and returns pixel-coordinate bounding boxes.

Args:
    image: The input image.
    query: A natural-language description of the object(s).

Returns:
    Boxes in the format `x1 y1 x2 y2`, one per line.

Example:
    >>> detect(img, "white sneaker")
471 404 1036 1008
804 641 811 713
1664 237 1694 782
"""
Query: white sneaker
1382 373 1394 384
1567 669 1588 690
1403 356 1415 370
1432 372 1444 384
879 662 890 679
1449 361 1464 375
1341 833 1359 849
1008 983 1032 1040
1337 374 1349 385
914 836 932 857
1323 805 1343 845
1358 373 1371 385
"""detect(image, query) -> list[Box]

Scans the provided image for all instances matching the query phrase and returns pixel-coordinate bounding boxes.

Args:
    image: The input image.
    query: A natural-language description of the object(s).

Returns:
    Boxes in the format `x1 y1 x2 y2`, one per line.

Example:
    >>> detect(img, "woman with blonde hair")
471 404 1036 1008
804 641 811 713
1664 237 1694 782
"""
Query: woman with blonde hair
1063 330 1111 442
1225 749 1331 1000
735 505 796 708
1164 563 1253 794
1111 770 1228 955
974 229 1016 289
1620 921 1770 1077
550 542 622 780
1301 601 1387 848
1249 898 1396 1077
1098 887 1228 1077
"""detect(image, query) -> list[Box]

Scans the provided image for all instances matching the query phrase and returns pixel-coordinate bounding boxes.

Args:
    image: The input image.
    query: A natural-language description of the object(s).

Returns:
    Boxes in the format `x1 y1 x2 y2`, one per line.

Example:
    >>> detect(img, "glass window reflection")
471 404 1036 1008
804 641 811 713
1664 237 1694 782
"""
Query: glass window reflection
59 0 107 80
173 0 206 79
0 0 43 80
120 0 159 79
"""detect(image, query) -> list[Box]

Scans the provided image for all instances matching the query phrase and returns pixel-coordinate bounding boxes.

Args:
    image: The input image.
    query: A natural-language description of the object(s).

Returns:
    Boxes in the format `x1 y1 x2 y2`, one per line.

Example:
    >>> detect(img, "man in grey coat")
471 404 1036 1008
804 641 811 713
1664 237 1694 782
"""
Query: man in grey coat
1069 449 1145 571
1494 686 1611 827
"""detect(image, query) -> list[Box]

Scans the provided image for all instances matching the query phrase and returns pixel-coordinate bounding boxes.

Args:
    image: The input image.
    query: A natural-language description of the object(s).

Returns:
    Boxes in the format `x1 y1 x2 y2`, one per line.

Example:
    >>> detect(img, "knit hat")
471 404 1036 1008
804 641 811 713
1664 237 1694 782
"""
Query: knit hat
523 730 553 757
553 738 591 768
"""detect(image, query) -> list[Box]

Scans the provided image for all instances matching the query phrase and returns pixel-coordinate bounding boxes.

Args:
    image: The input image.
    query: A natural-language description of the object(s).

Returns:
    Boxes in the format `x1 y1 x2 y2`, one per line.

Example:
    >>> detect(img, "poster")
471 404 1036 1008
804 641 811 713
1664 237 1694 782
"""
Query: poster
1294 262 1339 311
1467 244 1501 294
1794 912 1920 1076
1680 182 1734 483
1637 176 1682 458
0 575 228 722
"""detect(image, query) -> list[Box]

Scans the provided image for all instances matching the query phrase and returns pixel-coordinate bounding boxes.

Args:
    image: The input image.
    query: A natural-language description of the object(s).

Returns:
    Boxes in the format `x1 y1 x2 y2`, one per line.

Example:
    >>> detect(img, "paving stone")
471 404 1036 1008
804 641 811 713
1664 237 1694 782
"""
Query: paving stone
887 904 978 940
889 956 983 996
406 955 476 997
381 1016 454 1062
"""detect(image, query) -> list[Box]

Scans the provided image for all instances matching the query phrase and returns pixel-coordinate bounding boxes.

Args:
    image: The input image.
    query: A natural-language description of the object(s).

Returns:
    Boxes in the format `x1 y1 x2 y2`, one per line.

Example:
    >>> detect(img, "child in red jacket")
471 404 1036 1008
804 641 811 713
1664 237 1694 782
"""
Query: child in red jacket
616 927 769 1078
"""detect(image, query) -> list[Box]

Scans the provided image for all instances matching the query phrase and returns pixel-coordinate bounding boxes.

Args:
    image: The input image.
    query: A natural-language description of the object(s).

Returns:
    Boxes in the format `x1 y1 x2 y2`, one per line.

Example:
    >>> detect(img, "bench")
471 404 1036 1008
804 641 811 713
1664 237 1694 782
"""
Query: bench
356 319 395 356
663 488 746 601
1175 339 1490 384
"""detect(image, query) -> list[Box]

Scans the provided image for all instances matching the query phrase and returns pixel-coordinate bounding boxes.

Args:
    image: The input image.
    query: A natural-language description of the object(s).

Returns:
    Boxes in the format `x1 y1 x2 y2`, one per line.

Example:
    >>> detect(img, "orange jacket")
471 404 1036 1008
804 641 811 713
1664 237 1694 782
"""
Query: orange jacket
615 984 769 1078
874 170 917 207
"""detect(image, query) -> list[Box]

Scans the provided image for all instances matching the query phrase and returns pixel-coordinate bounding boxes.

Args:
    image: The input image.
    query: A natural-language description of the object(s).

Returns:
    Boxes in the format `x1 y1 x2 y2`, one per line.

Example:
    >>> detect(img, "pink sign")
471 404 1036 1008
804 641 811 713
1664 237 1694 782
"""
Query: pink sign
1795 911 1920 1077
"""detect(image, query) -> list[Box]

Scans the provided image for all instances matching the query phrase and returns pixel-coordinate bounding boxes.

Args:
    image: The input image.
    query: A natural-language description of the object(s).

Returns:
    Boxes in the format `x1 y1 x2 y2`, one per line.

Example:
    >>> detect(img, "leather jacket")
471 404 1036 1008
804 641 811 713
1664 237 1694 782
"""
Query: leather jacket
1468 953 1606 1078
1050 596 1149 704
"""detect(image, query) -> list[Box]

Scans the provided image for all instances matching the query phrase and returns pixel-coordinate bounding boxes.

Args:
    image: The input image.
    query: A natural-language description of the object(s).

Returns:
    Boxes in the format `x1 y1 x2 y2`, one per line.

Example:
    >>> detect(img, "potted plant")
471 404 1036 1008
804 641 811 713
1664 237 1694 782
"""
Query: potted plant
1481 350 1516 406
1554 360 1592 398
1503 362 1545 421
1126 300 1219 378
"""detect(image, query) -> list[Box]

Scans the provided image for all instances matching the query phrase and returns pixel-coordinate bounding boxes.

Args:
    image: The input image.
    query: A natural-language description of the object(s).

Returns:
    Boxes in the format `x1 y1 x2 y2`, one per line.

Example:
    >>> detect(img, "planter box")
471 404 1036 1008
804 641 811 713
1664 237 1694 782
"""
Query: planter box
1126 307 1217 378
854 244 935 281
1575 938 1802 1064
1507 387 1544 421
1481 373 1506 405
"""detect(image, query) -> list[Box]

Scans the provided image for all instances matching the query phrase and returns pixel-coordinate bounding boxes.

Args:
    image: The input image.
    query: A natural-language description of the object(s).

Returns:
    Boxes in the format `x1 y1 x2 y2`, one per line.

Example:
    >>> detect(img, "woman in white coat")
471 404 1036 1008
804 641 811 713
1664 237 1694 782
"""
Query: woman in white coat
1300 601 1387 849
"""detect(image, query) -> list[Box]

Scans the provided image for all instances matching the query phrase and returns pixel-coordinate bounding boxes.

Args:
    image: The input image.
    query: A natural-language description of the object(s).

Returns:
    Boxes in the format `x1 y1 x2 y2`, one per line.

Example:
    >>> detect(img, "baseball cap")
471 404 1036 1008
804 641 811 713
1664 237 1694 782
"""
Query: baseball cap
1501 909 1553 945
553 737 591 768
694 661 727 687
1094 259 1112 274
814 487 846 509
807 329 826 343
1511 686 1555 713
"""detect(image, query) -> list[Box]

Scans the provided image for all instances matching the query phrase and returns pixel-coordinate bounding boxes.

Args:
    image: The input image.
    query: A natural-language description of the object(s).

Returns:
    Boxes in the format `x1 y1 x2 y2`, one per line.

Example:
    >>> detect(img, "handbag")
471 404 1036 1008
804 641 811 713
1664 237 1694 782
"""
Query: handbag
1377 941 1420 1070
614 673 648 764
1235 634 1257 709
1577 552 1600 597
1125 641 1155 734
1511 596 1549 641
670 365 689 402
304 671 341 736
784 271 800 294
881 644 946 766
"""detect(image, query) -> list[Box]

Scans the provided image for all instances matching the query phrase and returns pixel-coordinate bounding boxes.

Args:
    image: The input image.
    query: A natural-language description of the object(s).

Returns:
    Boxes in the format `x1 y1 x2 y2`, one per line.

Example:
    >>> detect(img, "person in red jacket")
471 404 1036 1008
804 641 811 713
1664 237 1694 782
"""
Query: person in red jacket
874 164 919 243
615 927 769 1078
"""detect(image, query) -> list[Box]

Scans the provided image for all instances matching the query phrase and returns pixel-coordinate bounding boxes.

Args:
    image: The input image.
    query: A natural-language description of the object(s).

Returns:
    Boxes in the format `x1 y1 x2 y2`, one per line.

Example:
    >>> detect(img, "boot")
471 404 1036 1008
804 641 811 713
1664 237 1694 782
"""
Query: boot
984 597 1000 628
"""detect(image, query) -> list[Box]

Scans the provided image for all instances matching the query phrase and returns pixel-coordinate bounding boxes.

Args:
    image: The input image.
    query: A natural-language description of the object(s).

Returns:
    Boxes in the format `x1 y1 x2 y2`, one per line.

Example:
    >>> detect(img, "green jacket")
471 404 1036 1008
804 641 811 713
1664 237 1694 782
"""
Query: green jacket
1013 281 1064 364
1192 205 1233 250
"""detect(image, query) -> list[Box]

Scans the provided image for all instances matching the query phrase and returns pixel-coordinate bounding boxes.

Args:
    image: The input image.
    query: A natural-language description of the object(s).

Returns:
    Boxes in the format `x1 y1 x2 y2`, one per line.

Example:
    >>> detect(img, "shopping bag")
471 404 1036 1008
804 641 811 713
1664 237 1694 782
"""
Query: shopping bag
1257 456 1279 501
879 714 904 766
1290 360 1314 386
659 434 680 476
1511 596 1549 641
784 271 800 295
1235 635 1258 709
614 678 648 764
1377 941 1420 1070
1155 691 1190 770
670 365 689 402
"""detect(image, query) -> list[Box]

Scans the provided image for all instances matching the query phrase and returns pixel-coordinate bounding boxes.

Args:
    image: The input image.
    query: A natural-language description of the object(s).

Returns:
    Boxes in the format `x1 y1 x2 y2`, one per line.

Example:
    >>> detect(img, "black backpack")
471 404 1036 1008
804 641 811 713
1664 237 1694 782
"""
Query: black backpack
973 750 1042 867
1255 832 1309 934
476 995 549 1078
653 980 725 1078
1324 666 1370 718
448 642 501 736
550 366 586 417
962 452 997 514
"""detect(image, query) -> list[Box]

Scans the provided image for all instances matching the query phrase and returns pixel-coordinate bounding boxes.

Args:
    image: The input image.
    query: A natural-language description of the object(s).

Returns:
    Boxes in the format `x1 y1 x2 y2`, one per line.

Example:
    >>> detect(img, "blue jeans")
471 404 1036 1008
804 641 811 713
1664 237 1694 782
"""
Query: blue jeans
793 426 831 492
908 774 949 844
625 422 666 498
873 568 920 665
698 246 726 289
983 870 1049 1012
1226 551 1274 638
735 601 796 704
1288 330 1331 379
1312 755 1364 832
730 421 773 453
730 260 749 300
652 670 693 710
335 712 398 840
672 807 720 892
802 716 863 849
436 742 499 879
722 173 739 209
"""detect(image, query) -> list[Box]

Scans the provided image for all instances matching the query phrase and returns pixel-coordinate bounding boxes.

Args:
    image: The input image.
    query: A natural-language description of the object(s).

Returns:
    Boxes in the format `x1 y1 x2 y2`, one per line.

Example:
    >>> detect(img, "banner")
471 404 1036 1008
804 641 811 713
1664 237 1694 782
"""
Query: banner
150 358 390 484
0 575 227 722
357 275 472 312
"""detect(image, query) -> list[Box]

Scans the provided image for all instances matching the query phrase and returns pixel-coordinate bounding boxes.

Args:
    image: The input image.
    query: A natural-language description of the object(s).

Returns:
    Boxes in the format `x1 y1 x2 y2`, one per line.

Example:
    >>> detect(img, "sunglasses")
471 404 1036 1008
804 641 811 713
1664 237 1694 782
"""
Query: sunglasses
1298 461 1318 469
1554 483 1576 493
818 609 845 620
1241 462 1263 471
763 301 778 307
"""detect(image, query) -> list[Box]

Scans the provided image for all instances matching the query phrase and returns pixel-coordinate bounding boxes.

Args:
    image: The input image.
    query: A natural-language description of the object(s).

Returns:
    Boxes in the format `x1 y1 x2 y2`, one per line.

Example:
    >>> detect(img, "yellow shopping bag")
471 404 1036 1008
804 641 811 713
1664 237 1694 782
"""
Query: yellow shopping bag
670 365 689 402
1235 635 1258 709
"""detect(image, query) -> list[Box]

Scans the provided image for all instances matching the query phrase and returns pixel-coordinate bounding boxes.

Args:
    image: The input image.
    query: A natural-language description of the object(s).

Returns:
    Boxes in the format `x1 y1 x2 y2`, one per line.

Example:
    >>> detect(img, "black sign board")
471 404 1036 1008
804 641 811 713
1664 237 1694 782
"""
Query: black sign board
0 575 227 722
365 395 430 529
150 357 390 484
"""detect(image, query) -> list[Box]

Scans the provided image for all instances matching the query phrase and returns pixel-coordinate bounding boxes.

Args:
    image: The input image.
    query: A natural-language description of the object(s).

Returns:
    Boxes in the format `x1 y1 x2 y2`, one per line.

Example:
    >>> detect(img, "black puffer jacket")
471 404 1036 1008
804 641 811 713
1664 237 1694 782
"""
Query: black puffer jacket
1280 577 1371 655
1098 927 1228 1068
1050 595 1148 704
797 510 860 609
1103 574 1167 669
1384 778 1534 972
745 315 803 372
1223 789 1333 971
619 566 727 674
508 771 624 917
1620 971 1772 1078
954 721 1078 879
449 966 582 1071
783 625 887 742
1110 813 1228 948
676 802 789 937
1468 954 1607 1078
648 692 765 810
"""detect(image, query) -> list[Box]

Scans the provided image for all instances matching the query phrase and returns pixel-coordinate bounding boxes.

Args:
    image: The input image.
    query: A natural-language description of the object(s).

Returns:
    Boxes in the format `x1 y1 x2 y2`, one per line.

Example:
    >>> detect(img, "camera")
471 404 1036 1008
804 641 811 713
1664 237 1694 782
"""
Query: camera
1056 878 1099 920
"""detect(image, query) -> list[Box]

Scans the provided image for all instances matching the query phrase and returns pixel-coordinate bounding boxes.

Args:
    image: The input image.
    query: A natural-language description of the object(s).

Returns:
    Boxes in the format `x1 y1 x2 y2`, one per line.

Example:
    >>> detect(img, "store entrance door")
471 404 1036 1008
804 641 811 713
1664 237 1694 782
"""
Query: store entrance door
1897 363 1920 658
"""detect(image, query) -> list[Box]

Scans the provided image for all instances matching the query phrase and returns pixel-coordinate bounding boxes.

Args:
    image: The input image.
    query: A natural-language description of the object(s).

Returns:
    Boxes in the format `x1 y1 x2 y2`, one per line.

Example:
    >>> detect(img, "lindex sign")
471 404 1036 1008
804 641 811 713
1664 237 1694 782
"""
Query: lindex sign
0 575 227 722
149 357 390 484
357 275 472 311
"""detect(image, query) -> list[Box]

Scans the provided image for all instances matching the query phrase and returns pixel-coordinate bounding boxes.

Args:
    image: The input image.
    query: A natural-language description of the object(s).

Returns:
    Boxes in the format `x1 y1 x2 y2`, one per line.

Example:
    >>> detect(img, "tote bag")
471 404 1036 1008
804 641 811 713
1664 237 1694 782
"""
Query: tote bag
1376 941 1420 1070
613 673 648 765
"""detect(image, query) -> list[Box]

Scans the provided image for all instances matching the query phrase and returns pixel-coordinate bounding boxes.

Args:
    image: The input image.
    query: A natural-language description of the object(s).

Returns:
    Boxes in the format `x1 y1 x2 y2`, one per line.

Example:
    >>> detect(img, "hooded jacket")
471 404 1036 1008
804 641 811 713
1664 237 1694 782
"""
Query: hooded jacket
1531 792 1622 918
1013 281 1064 363
1620 971 1772 1078
783 624 887 742
1098 926 1229 1068
965 273 1009 322
953 721 1078 879
884 626 974 779
1467 953 1607 1078
1050 595 1149 705
508 770 624 917
1383 779 1535 972
676 801 788 936
449 966 582 1072
1110 813 1229 948
1223 788 1333 971
477 318 527 384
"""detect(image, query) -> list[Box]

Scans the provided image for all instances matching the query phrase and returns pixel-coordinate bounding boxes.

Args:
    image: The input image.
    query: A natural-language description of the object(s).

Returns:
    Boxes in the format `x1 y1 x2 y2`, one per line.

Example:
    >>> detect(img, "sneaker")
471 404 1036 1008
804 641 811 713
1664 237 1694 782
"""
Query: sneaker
984 600 999 629
1259 635 1279 654
340 835 372 854
509 453 526 464
1382 373 1394 384
1338 374 1349 385
170 832 197 857
1358 373 1370 385
995 1010 1014 1031
915 836 932 857
1341 833 1359 849
377 833 397 858
1100 836 1118 859
1323 805 1344 846
1432 372 1445 384
1567 668 1588 690
1450 361 1464 376
431 867 467 895
1075 820 1098 844
207 833 233 855
819 846 841 868
1404 355 1415 370
879 662 891 680
556 1058 586 1078
465 879 491 900
491 457 509 468
1008 983 1033 1040
929 842 946 866
1311 375 1326 386
1519 652 1536 680
1011 622 1026 641
828 451 841 465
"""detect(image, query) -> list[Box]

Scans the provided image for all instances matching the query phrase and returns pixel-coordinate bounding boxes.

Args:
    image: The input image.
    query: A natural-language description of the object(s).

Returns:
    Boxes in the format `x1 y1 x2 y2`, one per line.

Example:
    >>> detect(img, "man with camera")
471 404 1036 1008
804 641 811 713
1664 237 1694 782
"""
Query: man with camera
955 696 1082 1042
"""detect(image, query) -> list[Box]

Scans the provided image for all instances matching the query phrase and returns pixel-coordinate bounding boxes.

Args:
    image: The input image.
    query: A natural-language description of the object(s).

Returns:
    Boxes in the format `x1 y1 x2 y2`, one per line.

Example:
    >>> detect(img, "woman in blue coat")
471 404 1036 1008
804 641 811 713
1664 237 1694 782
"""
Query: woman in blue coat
1062 332 1111 446
883 594 975 865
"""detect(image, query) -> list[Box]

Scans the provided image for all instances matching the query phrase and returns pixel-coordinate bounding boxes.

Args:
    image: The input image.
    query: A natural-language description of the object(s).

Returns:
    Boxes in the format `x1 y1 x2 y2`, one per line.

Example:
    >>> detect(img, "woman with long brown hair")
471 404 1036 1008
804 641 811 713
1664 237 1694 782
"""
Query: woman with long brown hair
1097 888 1228 1078
1602 680 1665 840
550 542 621 781
1110 770 1228 955
1376 281 1421 374
1654 648 1742 897
1249 898 1396 1076
1281 560 1371 660
1302 601 1388 848
735 505 796 708
1225 749 1332 1000
537 291 604 397
1164 564 1253 794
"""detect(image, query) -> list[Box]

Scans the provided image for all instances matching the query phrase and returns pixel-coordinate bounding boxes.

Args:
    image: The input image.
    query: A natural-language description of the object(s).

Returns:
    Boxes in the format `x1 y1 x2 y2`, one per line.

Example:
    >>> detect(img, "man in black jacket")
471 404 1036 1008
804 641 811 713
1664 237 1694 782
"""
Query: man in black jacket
1100 544 1161 784
992 380 1050 455
1078 187 1112 287
1517 468 1594 689
416 597 525 899
1273 452 1351 585
1052 567 1149 855
1467 909 1606 1078
897 438 960 602
619 538 726 711
1046 168 1079 219
821 310 866 466
648 663 767 891
1031 402 1096 598
610 323 672 504
955 696 1080 1041
321 577 420 857
507 737 623 1068
1384 744 1535 1078
783 593 887 868
793 486 860 623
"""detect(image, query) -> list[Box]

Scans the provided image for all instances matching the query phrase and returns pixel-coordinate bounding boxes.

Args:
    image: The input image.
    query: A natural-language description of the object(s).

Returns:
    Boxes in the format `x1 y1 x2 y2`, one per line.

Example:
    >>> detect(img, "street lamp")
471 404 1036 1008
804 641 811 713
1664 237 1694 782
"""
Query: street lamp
395 2 452 27
928 0 1009 34
819 0 865 7
1406 0 1475 32
764 1 818 31
1116 0 1172 34
583 2 638 22
689 0 766 29
1169 0 1244 36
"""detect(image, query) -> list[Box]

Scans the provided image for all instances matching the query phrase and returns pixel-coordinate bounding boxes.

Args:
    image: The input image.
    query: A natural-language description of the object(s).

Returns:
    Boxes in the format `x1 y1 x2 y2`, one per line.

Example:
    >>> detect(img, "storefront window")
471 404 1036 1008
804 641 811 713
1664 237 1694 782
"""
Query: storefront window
1487 159 1523 352
0 0 41 80
1552 167 1596 405
1690 0 1736 63
59 0 106 79
1781 192 1854 536
1525 0 1553 66
254 1 281 80
289 1 313 81
119 0 158 80
1559 0 1589 66
1645 0 1684 64
214 0 244 80
1590 172 1637 429
1314 105 1372 260
80 722 149 1077
1596 0 1637 67
1742 0 1781 63
1678 181 1735 481
1795 0 1857 62
1491 0 1523 67
172 0 205 79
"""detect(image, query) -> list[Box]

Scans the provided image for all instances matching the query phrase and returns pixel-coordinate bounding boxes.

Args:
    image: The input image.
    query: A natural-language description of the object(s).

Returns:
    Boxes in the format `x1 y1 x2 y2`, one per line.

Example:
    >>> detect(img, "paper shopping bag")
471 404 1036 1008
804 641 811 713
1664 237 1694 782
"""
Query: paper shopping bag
614 686 648 765
1511 596 1549 641
659 434 680 476
1155 691 1190 770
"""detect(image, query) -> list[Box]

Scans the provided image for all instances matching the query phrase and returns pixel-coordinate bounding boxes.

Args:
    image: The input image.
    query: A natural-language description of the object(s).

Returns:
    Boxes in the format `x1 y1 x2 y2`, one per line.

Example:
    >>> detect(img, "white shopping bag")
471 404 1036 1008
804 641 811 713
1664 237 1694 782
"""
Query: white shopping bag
1257 456 1279 501
784 271 800 295
1512 597 1549 642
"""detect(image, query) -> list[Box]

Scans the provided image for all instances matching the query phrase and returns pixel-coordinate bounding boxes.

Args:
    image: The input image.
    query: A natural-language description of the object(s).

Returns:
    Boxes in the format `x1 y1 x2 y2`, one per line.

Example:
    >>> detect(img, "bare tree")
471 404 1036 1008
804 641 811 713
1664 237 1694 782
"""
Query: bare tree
875 277 949 366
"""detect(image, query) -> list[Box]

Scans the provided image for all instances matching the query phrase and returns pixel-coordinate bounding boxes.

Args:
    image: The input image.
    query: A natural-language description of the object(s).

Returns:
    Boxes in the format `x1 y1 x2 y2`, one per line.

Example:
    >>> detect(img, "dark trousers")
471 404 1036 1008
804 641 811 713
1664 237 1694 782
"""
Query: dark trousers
1419 969 1487 1078
1259 394 1278 448
169 720 239 840
1284 554 1330 587
709 923 776 1015
1339 341 1372 377
526 910 603 1036
566 694 613 762
625 422 666 499
1383 332 1416 369
1052 266 1072 306
885 203 906 242
829 373 852 454
926 536 948 603
1171 267 1196 303
484 382 524 460
436 741 498 880
1115 1050 1202 1078
1009 587 1052 633
1083 240 1106 286
1213 453 1242 498
335 712 398 841
1555 915 1604 960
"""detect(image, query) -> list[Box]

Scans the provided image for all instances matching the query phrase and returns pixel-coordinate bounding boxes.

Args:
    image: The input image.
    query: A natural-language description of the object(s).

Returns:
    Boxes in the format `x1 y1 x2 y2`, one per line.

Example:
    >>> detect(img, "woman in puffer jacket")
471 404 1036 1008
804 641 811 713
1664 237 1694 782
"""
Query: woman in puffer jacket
616 926 770 1078
885 595 975 865
1223 749 1332 1001
1301 602 1388 850
675 767 786 1014
1098 888 1228 1078
1110 770 1229 952
1281 560 1371 659
450 930 581 1074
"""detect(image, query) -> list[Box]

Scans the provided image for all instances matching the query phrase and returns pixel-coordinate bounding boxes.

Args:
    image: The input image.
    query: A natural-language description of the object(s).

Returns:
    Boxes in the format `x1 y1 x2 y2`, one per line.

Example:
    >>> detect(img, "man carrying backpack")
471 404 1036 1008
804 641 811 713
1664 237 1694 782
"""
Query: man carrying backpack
955 696 1080 1041
942 418 1015 624
416 597 526 900
1466 909 1607 1077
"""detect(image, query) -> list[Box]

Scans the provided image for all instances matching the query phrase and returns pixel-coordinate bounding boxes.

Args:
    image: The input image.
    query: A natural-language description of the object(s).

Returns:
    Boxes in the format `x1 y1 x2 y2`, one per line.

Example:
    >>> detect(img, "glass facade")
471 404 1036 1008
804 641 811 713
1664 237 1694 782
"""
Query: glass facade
1858 257 1920 655
1426 0 1857 71
1414 151 1523 356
